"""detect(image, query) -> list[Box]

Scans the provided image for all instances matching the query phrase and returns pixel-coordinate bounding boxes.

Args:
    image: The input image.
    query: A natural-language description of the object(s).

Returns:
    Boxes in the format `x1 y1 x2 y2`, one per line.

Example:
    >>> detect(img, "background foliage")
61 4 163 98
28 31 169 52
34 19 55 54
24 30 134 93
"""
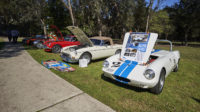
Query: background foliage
0 0 199 45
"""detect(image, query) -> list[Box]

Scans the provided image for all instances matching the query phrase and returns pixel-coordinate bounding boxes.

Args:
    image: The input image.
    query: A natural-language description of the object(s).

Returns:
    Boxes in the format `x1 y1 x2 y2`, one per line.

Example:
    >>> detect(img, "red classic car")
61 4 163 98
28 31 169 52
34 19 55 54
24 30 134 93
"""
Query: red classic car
43 35 80 53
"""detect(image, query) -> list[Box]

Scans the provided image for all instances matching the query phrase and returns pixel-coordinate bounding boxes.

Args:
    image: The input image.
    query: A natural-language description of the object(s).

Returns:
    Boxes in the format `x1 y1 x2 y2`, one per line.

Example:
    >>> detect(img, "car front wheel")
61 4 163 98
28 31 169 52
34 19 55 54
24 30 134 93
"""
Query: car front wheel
52 45 61 53
173 59 180 72
150 69 165 94
79 53 91 64
115 49 121 55
36 42 43 49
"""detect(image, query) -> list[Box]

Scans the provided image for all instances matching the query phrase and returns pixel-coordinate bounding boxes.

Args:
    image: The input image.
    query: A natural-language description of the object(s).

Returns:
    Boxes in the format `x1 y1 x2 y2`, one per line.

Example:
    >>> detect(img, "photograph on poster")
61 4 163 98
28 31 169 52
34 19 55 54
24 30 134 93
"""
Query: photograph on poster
124 33 149 61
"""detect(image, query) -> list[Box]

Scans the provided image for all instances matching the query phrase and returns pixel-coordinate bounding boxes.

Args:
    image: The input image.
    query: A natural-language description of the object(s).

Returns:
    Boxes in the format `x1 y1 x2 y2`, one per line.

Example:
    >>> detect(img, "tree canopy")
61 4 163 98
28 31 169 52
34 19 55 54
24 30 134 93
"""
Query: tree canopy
0 0 199 44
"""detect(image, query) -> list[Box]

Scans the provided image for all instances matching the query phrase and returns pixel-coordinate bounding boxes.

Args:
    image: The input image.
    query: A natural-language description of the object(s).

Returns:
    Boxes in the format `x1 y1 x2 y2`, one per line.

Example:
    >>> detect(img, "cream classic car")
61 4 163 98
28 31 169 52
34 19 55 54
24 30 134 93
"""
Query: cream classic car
102 32 180 94
60 26 122 63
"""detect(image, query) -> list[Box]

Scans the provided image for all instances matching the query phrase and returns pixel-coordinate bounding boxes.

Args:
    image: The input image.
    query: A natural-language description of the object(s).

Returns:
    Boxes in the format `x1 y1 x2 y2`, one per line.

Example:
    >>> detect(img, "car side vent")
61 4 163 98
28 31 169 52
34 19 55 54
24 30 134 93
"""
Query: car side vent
113 75 130 82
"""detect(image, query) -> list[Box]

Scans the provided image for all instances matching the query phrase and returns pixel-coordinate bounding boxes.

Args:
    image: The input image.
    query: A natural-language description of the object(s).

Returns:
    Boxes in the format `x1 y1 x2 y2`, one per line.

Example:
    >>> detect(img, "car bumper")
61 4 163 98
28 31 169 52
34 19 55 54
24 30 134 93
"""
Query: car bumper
60 53 78 63
43 45 52 51
103 70 157 89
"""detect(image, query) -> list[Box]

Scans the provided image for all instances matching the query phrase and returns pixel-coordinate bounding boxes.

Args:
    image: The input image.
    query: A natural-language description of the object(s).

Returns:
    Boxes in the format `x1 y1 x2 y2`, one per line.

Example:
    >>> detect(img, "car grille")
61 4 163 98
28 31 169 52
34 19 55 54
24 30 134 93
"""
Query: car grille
113 75 131 82
61 53 70 58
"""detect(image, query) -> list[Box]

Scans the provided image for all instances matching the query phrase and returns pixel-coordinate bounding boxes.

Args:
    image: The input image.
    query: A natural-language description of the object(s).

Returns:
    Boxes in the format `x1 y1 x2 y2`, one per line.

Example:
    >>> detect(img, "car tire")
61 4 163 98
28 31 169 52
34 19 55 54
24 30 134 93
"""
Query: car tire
115 49 121 54
80 53 91 64
36 42 43 49
52 45 61 53
173 59 180 72
150 69 165 94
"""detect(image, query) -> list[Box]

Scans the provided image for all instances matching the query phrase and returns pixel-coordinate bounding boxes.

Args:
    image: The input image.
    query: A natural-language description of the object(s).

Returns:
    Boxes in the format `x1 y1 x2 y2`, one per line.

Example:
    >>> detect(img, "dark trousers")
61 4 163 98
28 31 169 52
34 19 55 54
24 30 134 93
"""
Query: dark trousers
13 36 18 43
8 36 12 42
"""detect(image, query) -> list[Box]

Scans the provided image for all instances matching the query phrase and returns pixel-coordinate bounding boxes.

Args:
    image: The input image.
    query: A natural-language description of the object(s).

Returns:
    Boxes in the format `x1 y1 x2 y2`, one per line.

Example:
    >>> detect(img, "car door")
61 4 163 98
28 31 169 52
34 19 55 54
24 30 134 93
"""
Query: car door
91 40 107 59
103 40 115 56
165 53 176 73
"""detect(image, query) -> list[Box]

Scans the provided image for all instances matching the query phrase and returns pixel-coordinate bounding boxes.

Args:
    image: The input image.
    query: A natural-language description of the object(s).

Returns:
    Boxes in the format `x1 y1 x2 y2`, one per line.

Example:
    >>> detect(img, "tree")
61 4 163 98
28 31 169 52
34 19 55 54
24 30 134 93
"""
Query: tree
134 0 147 32
34 0 48 36
61 0 75 26
149 10 173 39
169 0 200 45
145 0 165 32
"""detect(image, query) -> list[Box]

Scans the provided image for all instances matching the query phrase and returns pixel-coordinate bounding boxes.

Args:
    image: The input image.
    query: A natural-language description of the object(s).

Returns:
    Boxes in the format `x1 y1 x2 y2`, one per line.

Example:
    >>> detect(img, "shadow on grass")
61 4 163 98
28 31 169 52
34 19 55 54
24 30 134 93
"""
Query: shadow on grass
160 42 200 48
101 74 149 93
0 41 25 59
191 97 200 104
91 58 107 63
23 44 40 51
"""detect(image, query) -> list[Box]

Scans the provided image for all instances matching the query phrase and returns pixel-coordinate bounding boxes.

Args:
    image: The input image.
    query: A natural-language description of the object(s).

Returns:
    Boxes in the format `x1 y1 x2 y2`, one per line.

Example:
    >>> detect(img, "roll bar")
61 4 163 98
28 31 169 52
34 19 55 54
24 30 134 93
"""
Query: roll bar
156 39 173 51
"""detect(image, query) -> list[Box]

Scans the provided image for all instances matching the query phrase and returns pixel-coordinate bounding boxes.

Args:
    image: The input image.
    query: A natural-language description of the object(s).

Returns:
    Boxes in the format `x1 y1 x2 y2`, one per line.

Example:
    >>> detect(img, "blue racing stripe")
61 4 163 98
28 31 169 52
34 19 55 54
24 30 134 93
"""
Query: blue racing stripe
151 49 160 53
114 60 131 76
120 61 138 78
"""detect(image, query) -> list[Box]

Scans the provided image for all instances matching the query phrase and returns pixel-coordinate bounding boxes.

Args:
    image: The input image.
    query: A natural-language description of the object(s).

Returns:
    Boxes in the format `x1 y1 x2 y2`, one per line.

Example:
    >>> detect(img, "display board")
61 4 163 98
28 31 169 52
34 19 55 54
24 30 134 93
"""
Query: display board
121 32 158 63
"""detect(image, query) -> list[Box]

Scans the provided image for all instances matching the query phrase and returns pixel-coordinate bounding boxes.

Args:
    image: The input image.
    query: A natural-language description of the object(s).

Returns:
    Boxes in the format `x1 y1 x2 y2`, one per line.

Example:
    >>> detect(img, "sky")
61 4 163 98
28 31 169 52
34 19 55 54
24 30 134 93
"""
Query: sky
146 0 180 9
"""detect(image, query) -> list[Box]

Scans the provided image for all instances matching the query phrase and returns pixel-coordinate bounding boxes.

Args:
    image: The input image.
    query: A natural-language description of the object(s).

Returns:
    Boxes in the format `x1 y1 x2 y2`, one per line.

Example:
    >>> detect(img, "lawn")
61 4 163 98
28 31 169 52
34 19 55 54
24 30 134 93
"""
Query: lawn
0 37 5 49
24 42 200 112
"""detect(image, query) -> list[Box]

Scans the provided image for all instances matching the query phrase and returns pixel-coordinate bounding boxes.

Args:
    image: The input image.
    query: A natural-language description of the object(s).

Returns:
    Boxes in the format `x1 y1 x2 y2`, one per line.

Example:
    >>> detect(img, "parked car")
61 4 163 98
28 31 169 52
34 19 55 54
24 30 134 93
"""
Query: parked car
23 35 55 45
102 32 180 94
43 35 80 53
34 25 65 49
60 26 122 63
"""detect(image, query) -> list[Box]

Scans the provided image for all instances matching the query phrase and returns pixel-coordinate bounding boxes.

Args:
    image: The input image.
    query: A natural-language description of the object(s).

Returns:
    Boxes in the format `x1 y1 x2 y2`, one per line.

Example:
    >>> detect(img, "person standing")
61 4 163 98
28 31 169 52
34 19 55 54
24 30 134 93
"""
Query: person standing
11 30 19 43
7 30 12 42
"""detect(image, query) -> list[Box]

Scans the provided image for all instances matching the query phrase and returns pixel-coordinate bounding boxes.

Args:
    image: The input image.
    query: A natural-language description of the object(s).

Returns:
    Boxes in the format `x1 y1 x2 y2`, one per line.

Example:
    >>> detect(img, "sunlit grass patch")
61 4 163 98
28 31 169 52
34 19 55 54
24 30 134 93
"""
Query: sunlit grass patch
25 44 200 112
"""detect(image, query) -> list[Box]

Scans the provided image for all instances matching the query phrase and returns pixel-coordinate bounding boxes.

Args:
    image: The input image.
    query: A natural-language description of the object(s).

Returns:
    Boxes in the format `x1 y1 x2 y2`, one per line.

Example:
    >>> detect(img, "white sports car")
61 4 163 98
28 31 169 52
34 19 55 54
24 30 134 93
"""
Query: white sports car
102 32 180 94
60 26 122 63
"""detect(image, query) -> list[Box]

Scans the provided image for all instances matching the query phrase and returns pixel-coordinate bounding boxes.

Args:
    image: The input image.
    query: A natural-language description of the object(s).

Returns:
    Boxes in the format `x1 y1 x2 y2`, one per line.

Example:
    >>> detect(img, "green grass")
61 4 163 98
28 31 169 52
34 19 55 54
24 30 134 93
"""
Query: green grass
0 37 4 49
24 43 200 112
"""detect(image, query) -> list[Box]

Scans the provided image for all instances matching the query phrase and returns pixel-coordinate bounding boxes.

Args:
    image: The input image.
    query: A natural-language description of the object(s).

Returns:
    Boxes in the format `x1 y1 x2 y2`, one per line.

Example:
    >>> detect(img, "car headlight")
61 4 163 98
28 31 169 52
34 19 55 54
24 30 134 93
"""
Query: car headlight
33 40 39 44
144 69 155 80
69 47 77 55
103 60 109 68
69 47 75 52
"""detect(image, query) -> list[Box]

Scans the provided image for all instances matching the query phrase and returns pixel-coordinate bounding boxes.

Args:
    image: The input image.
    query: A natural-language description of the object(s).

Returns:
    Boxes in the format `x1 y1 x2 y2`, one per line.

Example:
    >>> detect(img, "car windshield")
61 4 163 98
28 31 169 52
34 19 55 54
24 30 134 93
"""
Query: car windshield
90 39 102 45
64 36 72 41
34 35 45 39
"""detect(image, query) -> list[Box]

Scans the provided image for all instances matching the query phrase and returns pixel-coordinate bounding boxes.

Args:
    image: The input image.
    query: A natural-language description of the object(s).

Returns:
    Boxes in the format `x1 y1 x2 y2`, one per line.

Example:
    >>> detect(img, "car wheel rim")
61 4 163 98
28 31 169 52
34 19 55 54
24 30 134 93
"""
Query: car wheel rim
54 46 60 52
39 44 42 48
82 55 90 63
159 75 164 91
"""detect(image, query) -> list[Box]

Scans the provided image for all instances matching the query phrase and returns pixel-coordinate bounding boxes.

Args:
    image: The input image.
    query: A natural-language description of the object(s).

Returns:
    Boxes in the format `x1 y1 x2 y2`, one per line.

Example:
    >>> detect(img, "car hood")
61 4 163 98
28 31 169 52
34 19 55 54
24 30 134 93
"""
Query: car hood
66 26 94 47
121 32 158 64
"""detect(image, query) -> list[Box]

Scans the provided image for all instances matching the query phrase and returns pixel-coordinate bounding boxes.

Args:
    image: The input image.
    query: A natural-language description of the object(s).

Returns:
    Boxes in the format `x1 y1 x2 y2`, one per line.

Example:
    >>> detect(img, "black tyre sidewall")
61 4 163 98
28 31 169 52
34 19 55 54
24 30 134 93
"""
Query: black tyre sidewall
115 49 121 54
80 53 91 64
52 45 61 53
37 42 43 49
150 69 165 94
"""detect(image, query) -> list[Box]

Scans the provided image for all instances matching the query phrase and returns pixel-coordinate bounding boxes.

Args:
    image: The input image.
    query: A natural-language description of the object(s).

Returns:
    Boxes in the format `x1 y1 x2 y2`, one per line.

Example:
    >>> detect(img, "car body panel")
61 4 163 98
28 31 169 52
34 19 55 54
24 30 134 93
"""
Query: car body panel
43 36 80 52
102 32 180 89
66 26 94 46
61 27 122 63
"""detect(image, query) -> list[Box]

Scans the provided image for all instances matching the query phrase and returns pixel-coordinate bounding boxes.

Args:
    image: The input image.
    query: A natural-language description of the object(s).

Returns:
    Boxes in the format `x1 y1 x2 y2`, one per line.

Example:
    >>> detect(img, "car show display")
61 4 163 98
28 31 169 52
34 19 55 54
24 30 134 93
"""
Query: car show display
43 35 80 53
42 59 75 72
102 32 180 94
60 26 122 63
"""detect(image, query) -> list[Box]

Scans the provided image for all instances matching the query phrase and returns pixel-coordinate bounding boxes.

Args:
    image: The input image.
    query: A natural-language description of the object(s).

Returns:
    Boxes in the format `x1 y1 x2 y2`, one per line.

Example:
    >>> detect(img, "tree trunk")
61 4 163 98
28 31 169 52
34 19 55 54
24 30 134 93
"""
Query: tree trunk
61 0 75 26
184 32 188 46
145 0 154 32
98 16 102 36
40 19 47 36
165 33 168 40
68 0 75 26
